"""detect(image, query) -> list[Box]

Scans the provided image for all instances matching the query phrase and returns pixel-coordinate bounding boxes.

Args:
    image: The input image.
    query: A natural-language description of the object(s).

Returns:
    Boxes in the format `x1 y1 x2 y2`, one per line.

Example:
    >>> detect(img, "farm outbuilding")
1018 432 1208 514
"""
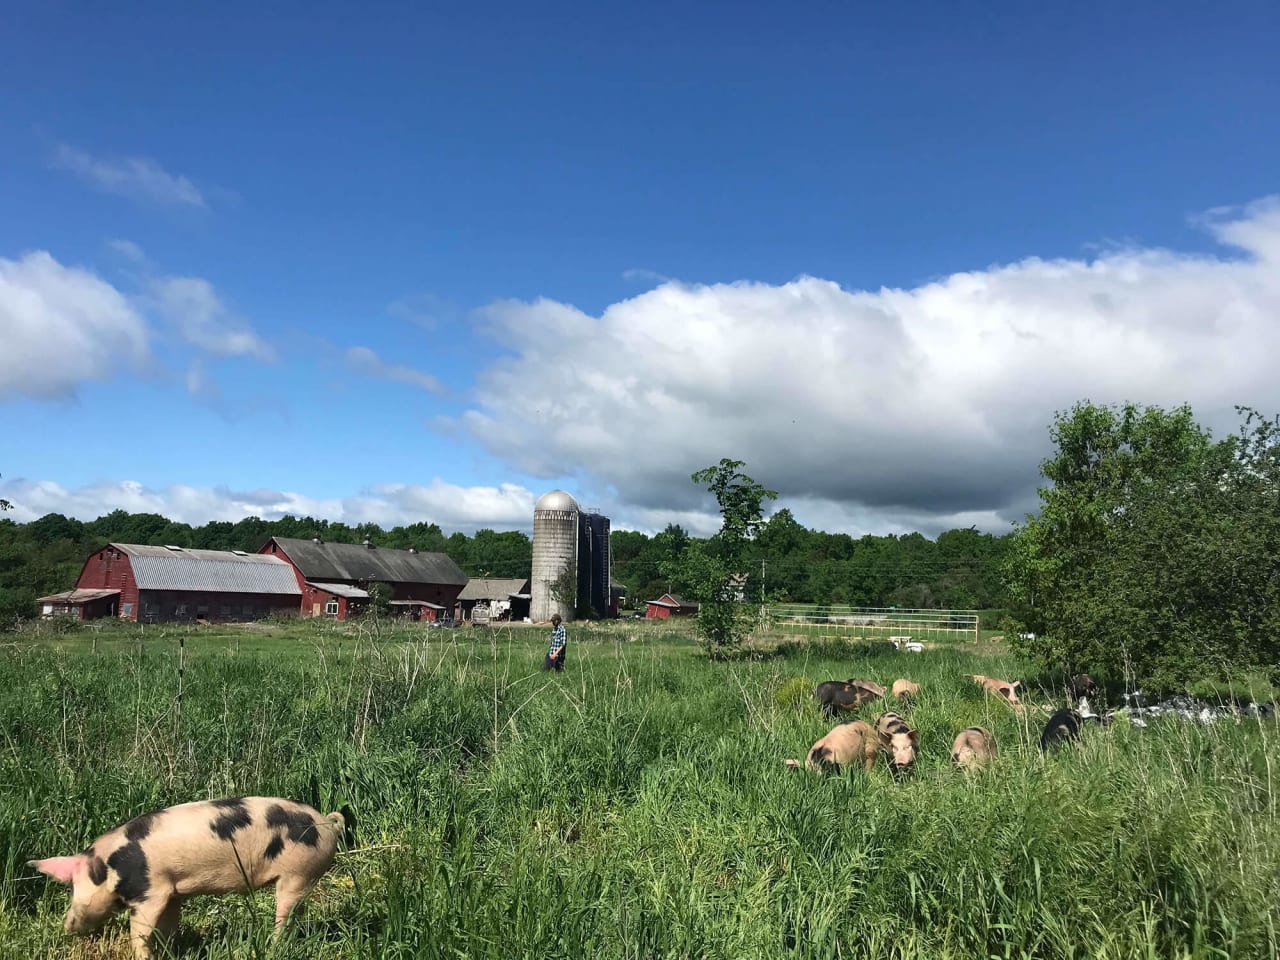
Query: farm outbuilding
645 593 699 620
261 536 468 621
455 578 531 622
63 544 302 622
35 588 122 620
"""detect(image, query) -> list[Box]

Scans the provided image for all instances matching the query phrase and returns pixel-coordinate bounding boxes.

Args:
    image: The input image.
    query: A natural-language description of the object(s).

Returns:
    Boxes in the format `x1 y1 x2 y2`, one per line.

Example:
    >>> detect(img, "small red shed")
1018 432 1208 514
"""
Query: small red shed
645 593 699 619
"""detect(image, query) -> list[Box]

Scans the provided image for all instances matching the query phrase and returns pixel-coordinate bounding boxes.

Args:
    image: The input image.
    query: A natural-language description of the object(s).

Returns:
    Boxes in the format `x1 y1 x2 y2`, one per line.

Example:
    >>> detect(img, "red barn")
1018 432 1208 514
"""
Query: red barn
63 543 302 622
645 593 699 619
261 536 468 621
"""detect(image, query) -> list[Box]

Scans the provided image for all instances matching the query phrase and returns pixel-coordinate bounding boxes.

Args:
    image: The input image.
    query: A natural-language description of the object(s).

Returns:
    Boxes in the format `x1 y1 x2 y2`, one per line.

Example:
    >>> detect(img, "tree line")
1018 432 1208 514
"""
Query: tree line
611 514 1011 611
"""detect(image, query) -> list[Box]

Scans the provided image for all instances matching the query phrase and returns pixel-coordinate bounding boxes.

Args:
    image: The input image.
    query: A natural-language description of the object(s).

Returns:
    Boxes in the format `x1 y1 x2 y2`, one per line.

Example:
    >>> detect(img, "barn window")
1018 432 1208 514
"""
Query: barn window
325 599 339 616
196 605 208 618
175 604 187 617
220 605 231 617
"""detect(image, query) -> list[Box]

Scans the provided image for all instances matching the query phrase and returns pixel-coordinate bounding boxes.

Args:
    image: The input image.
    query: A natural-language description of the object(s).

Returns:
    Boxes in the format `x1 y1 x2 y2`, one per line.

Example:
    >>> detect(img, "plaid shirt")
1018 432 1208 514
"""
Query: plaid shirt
548 623 567 658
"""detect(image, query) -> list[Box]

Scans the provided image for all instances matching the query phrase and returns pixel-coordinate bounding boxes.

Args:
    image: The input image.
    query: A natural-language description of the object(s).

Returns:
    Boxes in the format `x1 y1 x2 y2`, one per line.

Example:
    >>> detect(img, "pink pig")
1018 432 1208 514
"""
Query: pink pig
30 796 345 959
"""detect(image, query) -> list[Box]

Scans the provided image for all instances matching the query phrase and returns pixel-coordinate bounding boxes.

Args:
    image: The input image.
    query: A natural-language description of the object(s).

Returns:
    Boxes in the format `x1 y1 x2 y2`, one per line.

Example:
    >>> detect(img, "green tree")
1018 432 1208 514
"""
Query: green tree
366 581 393 618
664 459 776 660
547 561 578 615
1005 401 1280 689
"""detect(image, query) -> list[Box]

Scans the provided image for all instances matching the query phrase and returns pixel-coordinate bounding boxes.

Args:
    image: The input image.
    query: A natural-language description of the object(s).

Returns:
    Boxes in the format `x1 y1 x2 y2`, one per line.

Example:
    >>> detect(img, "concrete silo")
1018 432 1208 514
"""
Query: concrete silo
531 489 580 622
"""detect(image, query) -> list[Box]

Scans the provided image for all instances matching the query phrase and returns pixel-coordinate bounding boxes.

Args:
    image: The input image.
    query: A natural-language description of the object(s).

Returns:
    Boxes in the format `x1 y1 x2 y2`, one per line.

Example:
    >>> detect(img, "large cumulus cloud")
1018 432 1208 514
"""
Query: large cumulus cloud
448 197 1280 534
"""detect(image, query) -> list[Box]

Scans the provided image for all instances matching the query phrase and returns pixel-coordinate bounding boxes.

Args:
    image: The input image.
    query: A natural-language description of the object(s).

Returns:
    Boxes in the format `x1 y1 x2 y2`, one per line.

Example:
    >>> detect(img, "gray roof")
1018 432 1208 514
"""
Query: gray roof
458 577 530 601
307 582 371 599
114 544 302 595
268 537 468 587
37 588 120 603
647 594 697 608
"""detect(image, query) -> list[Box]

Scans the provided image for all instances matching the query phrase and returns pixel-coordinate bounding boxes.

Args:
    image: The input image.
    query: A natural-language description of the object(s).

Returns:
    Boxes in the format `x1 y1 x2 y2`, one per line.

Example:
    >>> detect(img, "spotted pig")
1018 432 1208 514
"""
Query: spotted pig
785 720 879 774
30 796 344 959
875 711 920 773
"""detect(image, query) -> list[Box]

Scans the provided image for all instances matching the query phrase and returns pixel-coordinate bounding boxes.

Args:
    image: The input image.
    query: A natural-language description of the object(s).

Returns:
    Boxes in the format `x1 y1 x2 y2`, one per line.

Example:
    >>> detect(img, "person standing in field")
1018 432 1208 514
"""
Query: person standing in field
544 614 567 672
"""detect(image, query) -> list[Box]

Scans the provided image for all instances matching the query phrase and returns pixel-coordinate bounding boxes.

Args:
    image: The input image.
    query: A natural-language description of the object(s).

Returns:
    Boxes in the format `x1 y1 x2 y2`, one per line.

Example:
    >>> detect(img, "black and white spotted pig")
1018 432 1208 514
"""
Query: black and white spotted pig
30 796 344 959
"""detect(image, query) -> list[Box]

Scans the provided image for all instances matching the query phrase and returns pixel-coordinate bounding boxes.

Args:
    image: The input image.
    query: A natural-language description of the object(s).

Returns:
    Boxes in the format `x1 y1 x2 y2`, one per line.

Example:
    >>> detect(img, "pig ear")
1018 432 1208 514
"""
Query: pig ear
1011 681 1021 689
29 856 84 885
908 730 920 746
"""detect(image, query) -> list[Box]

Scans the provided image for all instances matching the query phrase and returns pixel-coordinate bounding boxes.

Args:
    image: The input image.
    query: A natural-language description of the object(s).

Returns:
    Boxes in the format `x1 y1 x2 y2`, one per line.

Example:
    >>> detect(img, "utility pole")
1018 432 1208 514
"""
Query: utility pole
760 559 767 619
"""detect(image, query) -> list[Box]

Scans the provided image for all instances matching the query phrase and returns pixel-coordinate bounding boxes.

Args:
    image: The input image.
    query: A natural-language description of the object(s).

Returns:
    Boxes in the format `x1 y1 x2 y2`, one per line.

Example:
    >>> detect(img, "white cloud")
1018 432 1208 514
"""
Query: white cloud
0 251 149 400
446 196 1280 535
148 276 274 361
0 477 537 535
0 248 274 401
345 345 444 394
52 144 207 208
107 238 148 263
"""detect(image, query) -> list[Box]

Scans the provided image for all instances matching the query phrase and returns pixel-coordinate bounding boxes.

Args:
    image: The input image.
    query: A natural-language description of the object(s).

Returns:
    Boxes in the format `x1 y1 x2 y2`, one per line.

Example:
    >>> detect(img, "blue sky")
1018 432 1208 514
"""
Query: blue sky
3 1 1280 535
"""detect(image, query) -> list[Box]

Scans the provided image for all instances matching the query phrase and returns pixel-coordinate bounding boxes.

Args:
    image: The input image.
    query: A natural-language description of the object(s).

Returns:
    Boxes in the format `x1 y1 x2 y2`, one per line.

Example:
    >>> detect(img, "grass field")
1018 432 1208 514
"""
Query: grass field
1 618 1277 959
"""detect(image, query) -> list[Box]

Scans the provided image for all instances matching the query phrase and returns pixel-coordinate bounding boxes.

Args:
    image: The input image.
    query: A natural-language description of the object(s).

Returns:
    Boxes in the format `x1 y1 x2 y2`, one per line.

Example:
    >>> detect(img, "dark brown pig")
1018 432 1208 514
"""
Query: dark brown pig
813 679 884 719
31 796 345 959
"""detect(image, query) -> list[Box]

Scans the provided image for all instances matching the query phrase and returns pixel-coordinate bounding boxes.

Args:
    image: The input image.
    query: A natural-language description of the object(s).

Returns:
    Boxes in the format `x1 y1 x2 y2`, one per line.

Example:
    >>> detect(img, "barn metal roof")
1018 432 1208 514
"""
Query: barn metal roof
36 588 121 604
457 577 531 601
113 544 302 595
268 538 468 586
307 582 371 599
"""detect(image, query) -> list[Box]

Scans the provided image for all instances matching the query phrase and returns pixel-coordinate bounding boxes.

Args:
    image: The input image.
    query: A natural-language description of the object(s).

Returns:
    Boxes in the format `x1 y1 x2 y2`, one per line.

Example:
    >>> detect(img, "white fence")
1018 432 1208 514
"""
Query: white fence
768 605 981 645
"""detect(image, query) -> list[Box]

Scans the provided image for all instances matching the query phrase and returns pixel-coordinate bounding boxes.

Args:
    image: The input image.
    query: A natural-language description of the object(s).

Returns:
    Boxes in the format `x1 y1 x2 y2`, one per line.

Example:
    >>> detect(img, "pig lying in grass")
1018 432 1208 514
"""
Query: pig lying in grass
31 796 345 959
785 720 879 774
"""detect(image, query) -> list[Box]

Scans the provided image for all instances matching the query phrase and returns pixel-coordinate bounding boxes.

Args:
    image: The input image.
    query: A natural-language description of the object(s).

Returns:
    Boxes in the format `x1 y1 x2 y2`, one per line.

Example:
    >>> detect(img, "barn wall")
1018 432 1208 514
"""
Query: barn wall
75 548 139 619
301 584 360 620
391 582 463 608
135 590 299 623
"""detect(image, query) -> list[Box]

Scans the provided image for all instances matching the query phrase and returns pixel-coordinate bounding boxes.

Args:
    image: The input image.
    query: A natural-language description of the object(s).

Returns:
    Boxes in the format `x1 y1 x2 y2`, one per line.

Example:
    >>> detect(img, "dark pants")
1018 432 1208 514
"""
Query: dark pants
543 651 565 672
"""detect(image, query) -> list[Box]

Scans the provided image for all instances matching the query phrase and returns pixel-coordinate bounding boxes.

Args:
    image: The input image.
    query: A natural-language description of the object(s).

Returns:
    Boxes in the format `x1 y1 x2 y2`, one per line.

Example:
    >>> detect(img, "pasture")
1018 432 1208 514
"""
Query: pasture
1 619 1277 959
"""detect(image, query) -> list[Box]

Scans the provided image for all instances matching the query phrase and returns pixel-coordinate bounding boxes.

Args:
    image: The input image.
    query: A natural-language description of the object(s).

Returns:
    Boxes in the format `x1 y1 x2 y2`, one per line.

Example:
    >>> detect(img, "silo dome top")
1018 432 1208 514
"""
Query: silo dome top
535 489 579 513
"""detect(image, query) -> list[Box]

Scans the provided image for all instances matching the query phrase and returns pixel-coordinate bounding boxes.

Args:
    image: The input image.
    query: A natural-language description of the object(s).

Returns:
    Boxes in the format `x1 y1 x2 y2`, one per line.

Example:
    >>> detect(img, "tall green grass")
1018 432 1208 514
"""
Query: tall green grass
0 621 1276 958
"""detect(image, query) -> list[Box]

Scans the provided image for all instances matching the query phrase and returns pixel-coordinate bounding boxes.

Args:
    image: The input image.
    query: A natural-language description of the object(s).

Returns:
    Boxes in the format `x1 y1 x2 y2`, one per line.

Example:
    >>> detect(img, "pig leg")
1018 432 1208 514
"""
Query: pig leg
154 897 182 948
128 895 174 960
273 876 316 932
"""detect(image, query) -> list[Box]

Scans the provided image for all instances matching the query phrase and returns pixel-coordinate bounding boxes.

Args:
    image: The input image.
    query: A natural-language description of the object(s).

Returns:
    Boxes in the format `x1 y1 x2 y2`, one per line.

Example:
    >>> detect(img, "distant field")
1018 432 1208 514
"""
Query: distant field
1 619 1277 959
